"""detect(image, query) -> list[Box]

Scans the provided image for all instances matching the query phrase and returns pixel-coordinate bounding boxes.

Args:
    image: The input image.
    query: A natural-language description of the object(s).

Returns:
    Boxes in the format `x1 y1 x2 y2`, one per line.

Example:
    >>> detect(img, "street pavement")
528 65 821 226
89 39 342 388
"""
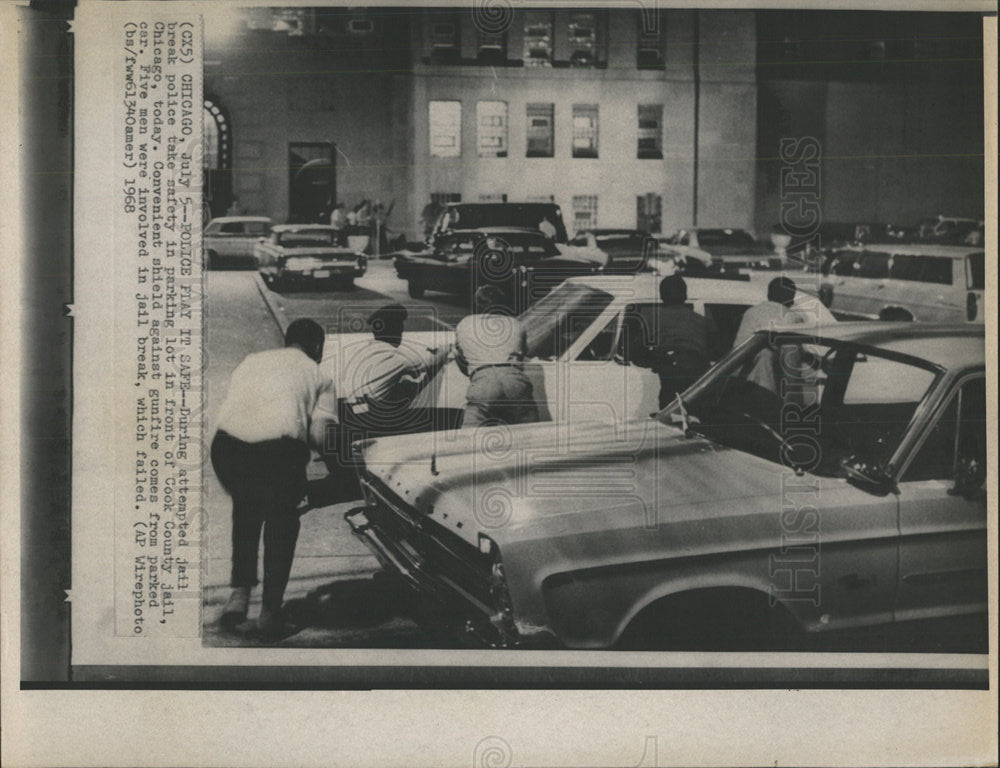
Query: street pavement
202 262 448 648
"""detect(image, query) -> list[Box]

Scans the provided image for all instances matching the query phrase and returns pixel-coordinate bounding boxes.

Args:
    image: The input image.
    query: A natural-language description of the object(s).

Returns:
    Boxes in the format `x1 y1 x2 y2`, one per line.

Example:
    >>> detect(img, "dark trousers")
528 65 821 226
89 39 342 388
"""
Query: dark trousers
211 431 310 610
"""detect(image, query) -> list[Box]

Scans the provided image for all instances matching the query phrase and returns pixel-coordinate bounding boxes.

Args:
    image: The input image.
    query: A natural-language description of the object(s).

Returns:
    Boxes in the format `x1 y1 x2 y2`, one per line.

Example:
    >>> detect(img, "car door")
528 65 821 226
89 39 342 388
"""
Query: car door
893 374 988 622
554 308 655 429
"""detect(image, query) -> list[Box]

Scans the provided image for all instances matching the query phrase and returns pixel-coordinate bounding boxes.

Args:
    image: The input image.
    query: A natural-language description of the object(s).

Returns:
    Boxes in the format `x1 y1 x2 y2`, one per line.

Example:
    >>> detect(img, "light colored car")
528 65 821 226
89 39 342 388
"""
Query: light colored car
346 323 987 649
413 273 836 427
255 224 367 290
819 243 985 323
204 216 272 269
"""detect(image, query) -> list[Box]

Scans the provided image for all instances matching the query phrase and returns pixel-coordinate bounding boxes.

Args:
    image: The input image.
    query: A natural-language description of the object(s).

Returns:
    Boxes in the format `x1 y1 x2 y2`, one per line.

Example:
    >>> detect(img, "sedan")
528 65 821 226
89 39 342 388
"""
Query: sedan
255 224 367 290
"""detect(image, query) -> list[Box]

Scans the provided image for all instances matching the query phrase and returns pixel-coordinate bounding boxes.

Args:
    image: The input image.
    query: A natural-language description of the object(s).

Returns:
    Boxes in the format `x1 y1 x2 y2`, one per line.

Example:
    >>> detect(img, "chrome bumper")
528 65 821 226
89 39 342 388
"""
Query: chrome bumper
345 505 516 648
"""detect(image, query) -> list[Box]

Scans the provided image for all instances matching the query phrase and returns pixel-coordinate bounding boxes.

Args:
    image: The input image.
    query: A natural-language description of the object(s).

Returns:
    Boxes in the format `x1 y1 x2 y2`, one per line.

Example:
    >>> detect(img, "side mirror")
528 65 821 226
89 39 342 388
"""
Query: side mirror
841 455 896 496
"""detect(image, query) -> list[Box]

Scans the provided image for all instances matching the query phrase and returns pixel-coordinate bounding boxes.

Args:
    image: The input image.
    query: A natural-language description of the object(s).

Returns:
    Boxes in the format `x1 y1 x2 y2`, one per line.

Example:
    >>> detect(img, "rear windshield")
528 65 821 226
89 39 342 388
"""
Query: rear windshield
278 230 338 247
697 229 756 247
966 252 985 290
519 282 614 359
443 204 568 242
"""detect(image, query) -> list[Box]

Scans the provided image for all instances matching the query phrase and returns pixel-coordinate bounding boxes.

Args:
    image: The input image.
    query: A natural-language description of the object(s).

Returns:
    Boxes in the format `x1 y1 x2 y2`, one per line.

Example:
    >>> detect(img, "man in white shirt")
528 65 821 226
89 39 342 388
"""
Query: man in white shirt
211 319 335 640
734 276 806 347
455 286 538 428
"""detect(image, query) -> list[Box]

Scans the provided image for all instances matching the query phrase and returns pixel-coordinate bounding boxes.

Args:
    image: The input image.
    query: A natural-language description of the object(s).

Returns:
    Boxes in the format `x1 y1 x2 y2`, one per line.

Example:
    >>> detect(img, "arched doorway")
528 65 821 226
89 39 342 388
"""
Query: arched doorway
203 98 232 222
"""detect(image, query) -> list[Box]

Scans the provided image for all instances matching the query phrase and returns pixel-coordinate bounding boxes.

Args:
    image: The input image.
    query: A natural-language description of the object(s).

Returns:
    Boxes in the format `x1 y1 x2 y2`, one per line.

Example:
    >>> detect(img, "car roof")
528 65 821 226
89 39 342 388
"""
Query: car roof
271 224 336 232
207 216 272 224
773 322 984 369
564 273 769 303
832 243 983 258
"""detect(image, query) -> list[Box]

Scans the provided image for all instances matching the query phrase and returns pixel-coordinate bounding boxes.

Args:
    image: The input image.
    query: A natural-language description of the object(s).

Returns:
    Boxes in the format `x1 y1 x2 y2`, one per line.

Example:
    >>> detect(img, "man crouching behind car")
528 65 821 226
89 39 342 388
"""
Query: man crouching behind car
455 285 539 427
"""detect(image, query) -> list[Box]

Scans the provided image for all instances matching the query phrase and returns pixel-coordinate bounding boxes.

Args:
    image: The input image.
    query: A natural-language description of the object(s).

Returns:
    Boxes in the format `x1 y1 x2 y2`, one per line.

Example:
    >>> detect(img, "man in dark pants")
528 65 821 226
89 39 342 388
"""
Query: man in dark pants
647 275 713 408
211 319 334 641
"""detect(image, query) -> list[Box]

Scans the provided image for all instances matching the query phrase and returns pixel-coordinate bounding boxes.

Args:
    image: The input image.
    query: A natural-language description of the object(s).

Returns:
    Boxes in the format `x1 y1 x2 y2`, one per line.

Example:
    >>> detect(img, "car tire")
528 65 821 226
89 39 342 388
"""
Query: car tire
408 279 425 299
338 278 355 291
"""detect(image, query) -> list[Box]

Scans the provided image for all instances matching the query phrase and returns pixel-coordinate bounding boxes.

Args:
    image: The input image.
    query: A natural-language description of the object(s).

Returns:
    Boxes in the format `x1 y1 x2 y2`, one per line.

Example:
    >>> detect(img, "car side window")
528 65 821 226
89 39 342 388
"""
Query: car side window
577 315 618 361
219 222 245 234
902 376 985 485
244 222 269 236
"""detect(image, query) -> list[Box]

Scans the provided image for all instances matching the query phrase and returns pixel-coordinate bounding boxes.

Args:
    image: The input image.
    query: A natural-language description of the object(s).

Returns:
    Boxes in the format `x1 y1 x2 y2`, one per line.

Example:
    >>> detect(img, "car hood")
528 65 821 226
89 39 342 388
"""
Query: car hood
357 418 782 547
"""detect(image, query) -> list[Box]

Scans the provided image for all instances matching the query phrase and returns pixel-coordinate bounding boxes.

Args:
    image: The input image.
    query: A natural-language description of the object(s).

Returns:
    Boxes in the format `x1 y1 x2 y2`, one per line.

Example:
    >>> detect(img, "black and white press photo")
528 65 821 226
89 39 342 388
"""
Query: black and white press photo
185 5 990 654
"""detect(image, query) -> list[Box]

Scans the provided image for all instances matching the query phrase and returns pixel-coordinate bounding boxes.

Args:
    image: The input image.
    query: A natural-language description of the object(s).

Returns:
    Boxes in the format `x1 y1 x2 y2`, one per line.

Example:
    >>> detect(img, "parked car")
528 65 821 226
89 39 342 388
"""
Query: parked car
204 216 272 269
915 215 984 245
255 224 367 290
410 272 836 427
665 228 783 271
567 229 659 272
817 243 985 323
347 323 986 650
393 227 607 309
426 202 571 244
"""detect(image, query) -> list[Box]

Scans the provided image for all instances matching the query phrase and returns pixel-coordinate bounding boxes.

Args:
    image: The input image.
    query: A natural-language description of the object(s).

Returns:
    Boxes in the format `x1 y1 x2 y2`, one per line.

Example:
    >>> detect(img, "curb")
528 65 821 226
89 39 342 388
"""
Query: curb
252 272 290 336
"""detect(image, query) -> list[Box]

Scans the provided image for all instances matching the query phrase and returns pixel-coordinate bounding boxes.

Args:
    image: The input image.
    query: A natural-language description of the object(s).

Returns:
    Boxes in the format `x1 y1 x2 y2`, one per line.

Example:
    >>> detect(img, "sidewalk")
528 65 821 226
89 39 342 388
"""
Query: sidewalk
201 271 426 648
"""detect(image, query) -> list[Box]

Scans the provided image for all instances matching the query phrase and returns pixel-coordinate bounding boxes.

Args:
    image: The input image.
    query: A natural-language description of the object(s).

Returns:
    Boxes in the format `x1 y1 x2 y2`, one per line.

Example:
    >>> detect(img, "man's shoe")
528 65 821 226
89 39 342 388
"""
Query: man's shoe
257 604 289 643
219 586 251 631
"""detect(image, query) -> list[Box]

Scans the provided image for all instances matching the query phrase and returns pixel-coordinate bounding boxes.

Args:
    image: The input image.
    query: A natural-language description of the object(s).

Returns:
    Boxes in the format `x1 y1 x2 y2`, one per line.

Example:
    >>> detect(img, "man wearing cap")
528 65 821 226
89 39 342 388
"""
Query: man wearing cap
211 318 336 641
455 285 538 427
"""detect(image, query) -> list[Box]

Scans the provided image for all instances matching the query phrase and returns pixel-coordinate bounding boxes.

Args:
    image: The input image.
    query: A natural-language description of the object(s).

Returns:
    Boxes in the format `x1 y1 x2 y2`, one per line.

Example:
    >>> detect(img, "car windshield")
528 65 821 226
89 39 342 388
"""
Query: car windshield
519 282 615 360
697 229 756 247
278 230 338 247
656 333 938 477
966 252 985 290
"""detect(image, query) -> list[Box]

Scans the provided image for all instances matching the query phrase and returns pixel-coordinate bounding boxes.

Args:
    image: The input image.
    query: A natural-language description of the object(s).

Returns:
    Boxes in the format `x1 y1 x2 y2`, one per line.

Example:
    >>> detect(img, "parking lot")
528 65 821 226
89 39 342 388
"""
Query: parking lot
202 262 986 653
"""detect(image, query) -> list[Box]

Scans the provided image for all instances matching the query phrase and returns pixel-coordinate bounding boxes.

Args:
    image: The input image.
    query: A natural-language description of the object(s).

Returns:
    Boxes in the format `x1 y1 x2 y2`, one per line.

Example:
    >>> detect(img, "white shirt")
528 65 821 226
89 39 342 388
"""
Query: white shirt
455 314 527 376
321 339 426 412
734 301 806 347
216 347 334 444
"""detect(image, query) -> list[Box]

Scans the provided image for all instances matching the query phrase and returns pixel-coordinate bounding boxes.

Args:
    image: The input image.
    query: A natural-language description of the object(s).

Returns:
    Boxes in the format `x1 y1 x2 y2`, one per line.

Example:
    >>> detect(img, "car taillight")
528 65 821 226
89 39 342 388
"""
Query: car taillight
967 292 978 321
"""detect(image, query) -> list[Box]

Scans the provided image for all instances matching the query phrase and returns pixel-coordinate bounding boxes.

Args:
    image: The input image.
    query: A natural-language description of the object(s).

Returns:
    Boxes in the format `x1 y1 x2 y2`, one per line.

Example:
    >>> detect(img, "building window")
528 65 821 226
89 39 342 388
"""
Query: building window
572 104 599 159
568 13 597 67
523 11 553 67
637 104 663 159
477 101 508 158
636 12 665 69
428 15 461 63
429 100 461 158
478 193 508 203
526 103 554 158
637 193 662 234
572 195 598 231
477 28 507 65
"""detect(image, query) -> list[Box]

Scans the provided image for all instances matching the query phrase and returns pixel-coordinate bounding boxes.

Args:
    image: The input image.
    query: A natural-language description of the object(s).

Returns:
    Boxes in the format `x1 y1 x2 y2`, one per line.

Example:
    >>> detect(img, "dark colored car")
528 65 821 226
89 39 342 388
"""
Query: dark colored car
394 227 604 310
666 228 782 271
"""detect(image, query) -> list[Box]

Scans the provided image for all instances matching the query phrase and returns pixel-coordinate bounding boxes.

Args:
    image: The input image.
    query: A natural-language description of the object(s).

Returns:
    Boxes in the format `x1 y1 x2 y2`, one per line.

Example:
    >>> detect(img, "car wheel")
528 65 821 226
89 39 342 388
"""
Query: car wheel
338 278 355 291
616 589 801 652
408 279 425 298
